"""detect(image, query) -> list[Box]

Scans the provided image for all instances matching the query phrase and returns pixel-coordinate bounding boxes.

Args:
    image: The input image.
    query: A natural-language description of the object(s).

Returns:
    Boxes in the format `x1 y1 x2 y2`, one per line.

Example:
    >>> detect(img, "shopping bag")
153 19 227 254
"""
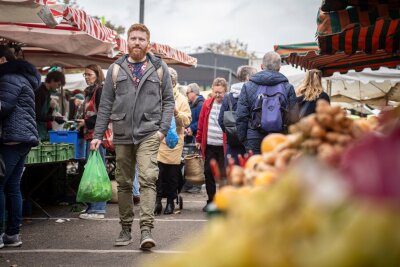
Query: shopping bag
76 150 112 203
184 150 205 185
103 123 114 151
165 117 179 149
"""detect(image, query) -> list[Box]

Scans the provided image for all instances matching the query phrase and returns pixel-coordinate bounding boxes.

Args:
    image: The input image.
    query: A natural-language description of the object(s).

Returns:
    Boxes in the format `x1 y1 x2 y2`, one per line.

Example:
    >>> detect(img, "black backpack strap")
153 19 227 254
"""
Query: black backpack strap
227 93 234 111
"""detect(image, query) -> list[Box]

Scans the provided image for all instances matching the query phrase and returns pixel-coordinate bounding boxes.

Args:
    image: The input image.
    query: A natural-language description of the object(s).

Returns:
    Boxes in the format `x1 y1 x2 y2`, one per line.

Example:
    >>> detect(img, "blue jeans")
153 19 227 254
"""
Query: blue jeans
85 141 107 214
0 143 31 235
132 164 140 197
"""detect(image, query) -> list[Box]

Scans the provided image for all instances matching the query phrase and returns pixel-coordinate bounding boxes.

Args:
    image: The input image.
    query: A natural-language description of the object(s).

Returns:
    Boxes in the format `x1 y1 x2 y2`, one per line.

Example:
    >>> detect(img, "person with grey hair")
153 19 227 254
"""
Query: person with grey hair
184 83 204 144
218 65 256 164
236 51 298 154
182 82 205 194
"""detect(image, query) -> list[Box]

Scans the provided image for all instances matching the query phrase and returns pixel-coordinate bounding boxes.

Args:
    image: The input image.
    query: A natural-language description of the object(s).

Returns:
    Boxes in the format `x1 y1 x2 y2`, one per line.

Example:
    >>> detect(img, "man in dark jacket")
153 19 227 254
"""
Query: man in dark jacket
236 51 298 154
35 71 66 140
0 45 41 248
184 83 204 144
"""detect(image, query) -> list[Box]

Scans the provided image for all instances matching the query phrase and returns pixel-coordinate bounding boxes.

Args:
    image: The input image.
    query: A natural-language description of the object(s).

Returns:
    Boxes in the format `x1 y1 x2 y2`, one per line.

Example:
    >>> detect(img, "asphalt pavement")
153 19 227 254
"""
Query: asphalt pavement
0 190 208 267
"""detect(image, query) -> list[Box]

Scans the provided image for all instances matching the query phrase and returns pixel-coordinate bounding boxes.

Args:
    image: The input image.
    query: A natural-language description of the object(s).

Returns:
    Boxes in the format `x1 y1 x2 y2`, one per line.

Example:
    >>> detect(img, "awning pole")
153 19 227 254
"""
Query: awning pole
327 79 332 97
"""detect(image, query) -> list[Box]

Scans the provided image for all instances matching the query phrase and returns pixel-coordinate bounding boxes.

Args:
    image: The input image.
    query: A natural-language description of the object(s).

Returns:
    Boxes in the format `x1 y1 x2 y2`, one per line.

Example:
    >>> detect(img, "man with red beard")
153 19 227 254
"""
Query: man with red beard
91 24 174 250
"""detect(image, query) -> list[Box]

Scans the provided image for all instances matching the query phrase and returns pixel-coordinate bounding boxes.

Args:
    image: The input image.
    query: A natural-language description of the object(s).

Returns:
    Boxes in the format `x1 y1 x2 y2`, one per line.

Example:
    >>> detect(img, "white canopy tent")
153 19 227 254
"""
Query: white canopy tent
280 64 400 109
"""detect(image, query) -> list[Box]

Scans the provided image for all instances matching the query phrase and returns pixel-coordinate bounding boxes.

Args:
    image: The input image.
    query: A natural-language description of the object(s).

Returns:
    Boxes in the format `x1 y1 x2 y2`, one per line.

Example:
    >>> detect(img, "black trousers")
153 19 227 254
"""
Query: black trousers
156 162 181 199
204 145 225 202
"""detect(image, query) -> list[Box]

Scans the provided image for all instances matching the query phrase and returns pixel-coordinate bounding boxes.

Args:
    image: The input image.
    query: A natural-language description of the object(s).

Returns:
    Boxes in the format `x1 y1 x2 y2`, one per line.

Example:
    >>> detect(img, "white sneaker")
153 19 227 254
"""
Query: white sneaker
79 213 105 220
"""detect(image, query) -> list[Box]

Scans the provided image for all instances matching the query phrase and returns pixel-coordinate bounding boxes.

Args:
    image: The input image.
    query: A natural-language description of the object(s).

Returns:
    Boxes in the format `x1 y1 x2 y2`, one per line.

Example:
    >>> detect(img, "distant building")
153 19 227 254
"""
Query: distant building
174 52 249 90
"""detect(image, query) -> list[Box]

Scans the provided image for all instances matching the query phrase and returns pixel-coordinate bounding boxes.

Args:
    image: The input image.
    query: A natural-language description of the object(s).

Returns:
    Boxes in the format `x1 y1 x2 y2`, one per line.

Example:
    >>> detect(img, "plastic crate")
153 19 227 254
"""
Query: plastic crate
56 143 69 161
49 130 86 159
25 145 41 164
67 144 75 159
41 144 57 163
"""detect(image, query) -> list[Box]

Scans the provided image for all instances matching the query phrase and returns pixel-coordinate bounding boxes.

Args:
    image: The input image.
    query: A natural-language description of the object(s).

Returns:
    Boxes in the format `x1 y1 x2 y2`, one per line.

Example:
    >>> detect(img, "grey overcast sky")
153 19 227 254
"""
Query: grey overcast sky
78 0 319 56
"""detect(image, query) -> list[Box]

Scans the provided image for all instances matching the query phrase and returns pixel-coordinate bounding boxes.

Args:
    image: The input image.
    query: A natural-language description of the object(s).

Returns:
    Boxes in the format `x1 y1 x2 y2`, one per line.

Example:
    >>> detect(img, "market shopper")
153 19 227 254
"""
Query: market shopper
0 45 41 247
218 65 257 164
76 64 108 220
155 67 191 215
196 77 227 212
91 23 174 250
236 51 298 154
296 69 330 119
182 83 205 194
35 70 66 141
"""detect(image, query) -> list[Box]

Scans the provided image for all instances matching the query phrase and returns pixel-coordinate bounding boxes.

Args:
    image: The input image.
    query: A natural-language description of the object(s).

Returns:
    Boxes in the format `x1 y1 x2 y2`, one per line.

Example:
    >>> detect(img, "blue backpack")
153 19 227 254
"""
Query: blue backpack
250 84 289 133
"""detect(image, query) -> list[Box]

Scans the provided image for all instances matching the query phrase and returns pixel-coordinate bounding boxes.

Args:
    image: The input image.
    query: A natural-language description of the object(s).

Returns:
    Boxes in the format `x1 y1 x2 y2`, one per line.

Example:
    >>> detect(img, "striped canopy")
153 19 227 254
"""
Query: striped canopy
277 48 400 77
317 0 400 55
0 0 197 67
320 0 400 12
274 0 400 76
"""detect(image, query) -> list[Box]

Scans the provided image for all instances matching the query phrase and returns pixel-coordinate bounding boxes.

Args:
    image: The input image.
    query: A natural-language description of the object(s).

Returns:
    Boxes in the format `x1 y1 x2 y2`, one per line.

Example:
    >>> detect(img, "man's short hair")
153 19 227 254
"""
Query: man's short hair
212 77 228 91
127 23 150 40
262 51 281 71
45 71 66 86
0 45 16 61
187 83 200 95
168 67 178 87
237 65 257 82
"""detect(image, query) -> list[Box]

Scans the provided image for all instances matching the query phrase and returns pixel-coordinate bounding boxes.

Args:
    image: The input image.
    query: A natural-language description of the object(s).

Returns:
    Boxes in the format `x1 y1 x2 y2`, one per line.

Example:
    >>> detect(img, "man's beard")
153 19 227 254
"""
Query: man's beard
128 46 147 61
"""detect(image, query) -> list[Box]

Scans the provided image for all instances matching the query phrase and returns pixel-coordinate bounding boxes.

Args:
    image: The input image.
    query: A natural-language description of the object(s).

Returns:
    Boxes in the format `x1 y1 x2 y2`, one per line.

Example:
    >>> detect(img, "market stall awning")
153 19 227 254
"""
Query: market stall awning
0 0 197 67
320 0 400 12
317 1 400 55
277 47 400 77
273 42 319 58
0 0 120 57
274 0 400 77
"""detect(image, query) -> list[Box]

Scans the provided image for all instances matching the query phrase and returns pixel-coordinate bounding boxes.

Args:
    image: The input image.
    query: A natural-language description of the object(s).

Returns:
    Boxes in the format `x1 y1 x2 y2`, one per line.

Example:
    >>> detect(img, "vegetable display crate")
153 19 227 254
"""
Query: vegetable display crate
56 143 70 161
41 144 57 163
49 130 86 159
67 144 75 160
26 146 41 164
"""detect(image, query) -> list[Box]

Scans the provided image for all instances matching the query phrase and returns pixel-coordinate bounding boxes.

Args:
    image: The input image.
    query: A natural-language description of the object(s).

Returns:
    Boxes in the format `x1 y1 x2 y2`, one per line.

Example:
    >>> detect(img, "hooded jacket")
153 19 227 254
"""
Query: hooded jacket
94 53 175 144
0 60 41 145
236 70 298 143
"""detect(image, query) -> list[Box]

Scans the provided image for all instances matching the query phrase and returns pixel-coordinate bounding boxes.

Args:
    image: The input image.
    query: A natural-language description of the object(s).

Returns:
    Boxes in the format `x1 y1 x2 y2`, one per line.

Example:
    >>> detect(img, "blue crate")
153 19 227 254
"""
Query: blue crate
49 130 86 159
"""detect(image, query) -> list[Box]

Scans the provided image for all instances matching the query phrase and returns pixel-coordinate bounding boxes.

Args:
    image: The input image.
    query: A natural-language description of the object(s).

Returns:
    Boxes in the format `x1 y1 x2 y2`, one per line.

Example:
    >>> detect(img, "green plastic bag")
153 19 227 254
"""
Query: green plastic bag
76 151 112 203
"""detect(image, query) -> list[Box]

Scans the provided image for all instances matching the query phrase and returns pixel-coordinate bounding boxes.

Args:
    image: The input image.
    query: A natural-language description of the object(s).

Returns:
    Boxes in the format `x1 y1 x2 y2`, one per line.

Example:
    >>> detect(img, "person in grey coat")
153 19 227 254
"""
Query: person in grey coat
91 23 174 250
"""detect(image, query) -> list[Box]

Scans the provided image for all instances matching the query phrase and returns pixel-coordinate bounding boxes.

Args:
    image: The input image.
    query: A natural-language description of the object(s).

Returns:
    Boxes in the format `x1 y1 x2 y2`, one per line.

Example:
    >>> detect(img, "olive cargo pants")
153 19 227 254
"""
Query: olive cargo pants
114 132 160 231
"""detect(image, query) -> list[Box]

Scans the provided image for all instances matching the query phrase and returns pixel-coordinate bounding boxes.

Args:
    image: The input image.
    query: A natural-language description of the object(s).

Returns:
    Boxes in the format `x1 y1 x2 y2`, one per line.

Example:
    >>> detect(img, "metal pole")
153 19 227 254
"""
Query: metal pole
139 0 145 24
213 55 217 79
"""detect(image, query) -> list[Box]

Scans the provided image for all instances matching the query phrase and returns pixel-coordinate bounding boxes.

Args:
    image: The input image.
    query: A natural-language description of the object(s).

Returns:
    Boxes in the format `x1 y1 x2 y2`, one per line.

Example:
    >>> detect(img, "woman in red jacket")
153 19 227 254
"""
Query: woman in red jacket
196 78 227 212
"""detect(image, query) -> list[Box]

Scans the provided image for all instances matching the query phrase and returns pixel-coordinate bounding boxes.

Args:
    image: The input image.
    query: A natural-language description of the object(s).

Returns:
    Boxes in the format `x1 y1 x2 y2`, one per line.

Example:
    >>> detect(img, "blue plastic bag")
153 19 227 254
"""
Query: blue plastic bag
165 117 179 149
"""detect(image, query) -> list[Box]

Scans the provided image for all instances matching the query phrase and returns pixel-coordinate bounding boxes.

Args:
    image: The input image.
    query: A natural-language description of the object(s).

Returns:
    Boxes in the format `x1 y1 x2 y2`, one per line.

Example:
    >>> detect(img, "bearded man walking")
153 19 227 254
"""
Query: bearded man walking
91 23 174 250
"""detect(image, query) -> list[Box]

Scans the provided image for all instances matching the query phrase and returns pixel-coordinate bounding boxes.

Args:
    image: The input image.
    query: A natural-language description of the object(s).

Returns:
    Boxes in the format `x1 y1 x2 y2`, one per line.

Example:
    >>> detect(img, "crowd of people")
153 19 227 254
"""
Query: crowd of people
0 22 330 251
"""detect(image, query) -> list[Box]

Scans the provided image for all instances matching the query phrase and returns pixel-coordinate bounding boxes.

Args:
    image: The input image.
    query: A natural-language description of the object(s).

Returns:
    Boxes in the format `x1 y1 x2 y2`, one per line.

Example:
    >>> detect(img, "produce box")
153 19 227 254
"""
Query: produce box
49 130 86 159
41 143 57 163
67 144 75 160
26 145 41 164
56 143 70 161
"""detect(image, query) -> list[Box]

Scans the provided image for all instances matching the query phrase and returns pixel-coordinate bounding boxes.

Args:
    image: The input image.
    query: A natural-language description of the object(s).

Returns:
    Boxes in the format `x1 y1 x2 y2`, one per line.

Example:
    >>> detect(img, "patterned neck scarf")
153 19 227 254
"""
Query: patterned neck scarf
126 58 148 87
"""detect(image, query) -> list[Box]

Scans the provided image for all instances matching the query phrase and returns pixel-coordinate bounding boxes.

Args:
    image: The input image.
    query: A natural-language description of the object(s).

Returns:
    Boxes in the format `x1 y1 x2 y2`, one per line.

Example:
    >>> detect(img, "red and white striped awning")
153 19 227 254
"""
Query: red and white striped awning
0 0 197 66
0 0 120 57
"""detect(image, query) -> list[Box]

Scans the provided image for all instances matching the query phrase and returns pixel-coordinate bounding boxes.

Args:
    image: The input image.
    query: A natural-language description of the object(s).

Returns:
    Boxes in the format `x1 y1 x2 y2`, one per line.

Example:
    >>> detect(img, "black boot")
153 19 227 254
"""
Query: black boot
154 197 162 216
163 198 175 215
